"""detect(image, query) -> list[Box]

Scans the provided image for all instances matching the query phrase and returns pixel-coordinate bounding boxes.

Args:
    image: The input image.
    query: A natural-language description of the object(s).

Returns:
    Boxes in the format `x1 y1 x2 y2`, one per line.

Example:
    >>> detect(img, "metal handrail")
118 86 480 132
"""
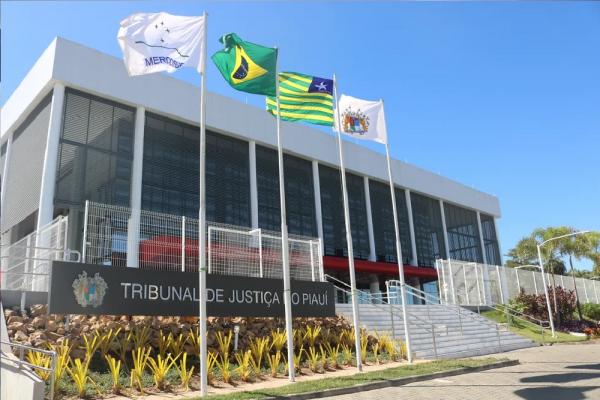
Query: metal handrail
1 340 56 400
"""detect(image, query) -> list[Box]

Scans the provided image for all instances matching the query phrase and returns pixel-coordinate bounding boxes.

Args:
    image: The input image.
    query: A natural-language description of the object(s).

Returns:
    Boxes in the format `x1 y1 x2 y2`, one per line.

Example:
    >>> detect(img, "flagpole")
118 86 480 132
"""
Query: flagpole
333 74 363 372
274 51 296 382
198 11 209 397
381 100 412 363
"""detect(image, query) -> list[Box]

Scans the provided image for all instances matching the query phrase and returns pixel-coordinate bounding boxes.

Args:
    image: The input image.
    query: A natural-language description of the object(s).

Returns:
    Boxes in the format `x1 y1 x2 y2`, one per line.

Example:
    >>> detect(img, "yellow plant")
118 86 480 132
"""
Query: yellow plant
207 352 218 385
248 336 269 373
398 340 408 360
377 332 399 361
306 346 321 373
303 325 321 348
234 350 253 382
341 344 353 366
215 352 233 384
270 329 287 353
322 342 340 369
168 332 186 356
81 334 101 362
360 330 369 364
157 330 172 358
372 342 380 365
175 352 195 391
147 353 179 390
293 345 305 374
104 354 122 393
267 351 282 377
96 327 121 358
48 339 72 388
130 346 152 392
186 327 201 354
319 345 329 371
116 331 132 363
215 330 233 355
26 351 51 381
66 358 96 398
131 324 151 349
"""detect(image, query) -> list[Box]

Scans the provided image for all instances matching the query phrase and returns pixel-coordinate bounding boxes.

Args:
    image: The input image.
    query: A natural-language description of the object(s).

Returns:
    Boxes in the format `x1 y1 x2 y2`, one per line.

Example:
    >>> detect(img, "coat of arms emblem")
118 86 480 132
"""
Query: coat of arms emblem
341 108 370 135
72 271 108 308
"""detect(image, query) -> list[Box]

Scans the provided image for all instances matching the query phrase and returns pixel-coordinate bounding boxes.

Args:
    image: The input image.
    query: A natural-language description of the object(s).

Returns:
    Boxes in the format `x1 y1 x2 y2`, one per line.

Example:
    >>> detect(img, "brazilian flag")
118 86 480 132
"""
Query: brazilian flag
211 33 277 96
266 72 334 126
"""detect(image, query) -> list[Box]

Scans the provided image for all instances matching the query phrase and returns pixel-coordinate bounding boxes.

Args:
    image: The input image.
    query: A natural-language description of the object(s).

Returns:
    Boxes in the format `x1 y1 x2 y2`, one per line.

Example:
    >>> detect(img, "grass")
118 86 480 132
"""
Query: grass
481 310 589 344
194 358 504 400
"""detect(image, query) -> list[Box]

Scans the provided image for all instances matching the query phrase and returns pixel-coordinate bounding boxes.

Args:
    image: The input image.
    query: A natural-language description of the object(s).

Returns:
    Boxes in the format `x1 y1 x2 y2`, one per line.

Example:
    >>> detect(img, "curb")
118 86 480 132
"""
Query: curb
271 359 520 399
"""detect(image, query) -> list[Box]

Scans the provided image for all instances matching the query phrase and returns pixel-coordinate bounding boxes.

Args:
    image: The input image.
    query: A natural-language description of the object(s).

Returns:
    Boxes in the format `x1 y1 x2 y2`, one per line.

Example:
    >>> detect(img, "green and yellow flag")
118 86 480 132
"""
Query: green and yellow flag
211 33 277 96
266 72 334 126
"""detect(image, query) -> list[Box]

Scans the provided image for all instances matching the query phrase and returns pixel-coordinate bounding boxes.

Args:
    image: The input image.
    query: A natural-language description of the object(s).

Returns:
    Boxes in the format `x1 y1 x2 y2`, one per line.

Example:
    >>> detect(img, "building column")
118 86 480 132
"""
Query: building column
1 133 14 235
438 200 451 260
363 177 376 262
493 217 504 266
312 161 324 253
476 212 488 265
36 83 65 231
126 106 145 268
405 189 418 266
249 141 259 229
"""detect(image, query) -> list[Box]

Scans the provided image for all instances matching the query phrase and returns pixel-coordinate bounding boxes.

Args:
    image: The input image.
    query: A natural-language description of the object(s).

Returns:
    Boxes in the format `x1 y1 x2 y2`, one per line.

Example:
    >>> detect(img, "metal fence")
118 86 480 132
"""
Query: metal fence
83 202 324 282
0 216 78 292
436 259 600 306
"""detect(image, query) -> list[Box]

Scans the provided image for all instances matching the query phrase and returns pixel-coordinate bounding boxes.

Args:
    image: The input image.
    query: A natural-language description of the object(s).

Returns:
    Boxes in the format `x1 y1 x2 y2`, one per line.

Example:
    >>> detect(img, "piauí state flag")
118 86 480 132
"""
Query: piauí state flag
334 95 388 144
266 72 334 126
117 12 206 76
211 33 277 96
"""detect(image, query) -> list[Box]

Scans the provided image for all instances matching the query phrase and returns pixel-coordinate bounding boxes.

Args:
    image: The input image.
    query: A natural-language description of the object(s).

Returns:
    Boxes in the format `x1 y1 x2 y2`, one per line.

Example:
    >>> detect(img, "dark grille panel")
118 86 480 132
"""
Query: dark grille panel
444 203 483 263
480 213 501 266
318 165 369 259
56 89 134 209
255 145 316 236
410 192 446 267
369 180 412 264
3 92 52 230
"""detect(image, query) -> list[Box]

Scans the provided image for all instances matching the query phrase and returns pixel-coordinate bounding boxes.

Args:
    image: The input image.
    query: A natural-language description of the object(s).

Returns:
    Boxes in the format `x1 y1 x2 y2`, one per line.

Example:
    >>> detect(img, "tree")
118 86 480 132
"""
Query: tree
505 229 565 274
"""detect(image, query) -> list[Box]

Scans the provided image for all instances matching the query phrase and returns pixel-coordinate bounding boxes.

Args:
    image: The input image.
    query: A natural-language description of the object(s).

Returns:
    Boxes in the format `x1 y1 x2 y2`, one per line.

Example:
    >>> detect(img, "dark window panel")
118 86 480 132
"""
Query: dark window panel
443 203 483 263
480 213 501 266
369 180 412 265
410 192 446 267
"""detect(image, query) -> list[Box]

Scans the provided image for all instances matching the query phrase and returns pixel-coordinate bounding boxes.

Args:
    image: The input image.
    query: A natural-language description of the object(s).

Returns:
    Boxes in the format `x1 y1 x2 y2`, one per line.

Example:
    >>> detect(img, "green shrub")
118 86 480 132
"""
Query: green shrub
582 303 600 321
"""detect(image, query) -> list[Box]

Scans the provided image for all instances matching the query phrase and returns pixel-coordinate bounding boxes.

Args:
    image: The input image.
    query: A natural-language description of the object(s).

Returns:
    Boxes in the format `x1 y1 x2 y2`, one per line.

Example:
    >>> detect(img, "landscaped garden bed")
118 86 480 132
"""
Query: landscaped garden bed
4 304 407 398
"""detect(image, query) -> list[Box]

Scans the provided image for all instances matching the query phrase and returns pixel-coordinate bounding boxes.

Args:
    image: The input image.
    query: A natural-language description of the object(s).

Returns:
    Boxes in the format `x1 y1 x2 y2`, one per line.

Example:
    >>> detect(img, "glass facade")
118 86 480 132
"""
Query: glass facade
55 89 134 208
255 145 316 236
318 165 370 259
141 113 199 217
444 203 483 263
410 192 446 267
480 213 501 266
142 113 250 226
369 180 412 264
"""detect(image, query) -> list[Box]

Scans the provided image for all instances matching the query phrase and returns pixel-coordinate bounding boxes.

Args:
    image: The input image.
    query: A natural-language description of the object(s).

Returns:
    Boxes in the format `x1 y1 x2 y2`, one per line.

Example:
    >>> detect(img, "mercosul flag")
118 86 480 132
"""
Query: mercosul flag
118 12 205 76
335 95 388 144
211 33 277 96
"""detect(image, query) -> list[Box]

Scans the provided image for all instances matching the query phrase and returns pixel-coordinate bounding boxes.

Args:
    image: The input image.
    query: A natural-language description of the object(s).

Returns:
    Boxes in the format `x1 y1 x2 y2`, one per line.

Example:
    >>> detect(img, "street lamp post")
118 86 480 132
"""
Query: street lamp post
537 230 590 338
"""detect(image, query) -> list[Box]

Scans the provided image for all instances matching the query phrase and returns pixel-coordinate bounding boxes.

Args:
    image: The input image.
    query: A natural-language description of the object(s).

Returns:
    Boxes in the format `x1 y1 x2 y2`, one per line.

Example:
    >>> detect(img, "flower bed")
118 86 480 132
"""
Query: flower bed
5 304 406 398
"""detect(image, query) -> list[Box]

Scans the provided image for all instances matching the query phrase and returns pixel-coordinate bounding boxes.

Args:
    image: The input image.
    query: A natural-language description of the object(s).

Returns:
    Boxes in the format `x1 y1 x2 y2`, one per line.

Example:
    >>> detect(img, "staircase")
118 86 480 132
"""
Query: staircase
328 275 536 359
336 302 535 359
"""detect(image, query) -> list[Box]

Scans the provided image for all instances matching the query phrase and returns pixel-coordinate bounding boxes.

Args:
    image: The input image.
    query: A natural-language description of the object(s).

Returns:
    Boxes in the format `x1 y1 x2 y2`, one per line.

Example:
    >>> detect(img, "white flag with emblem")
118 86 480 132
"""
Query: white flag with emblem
334 95 387 144
118 12 205 76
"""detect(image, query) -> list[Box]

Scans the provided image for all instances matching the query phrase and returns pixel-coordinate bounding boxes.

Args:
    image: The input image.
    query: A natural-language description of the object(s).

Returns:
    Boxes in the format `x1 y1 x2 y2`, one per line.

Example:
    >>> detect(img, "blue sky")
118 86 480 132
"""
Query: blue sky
2 1 599 268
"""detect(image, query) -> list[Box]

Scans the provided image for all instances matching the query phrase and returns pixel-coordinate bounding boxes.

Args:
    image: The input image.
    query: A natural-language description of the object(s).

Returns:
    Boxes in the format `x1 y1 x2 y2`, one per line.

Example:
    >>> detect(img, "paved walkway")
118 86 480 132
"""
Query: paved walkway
320 343 600 400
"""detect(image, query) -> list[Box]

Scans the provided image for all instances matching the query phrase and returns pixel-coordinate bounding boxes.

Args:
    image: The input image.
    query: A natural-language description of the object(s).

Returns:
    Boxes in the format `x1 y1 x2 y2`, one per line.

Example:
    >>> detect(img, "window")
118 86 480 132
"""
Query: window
480 213 501 266
444 203 483 263
319 165 369 259
410 192 446 267
369 180 412 264
255 145 316 236
55 89 134 208
142 114 251 226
